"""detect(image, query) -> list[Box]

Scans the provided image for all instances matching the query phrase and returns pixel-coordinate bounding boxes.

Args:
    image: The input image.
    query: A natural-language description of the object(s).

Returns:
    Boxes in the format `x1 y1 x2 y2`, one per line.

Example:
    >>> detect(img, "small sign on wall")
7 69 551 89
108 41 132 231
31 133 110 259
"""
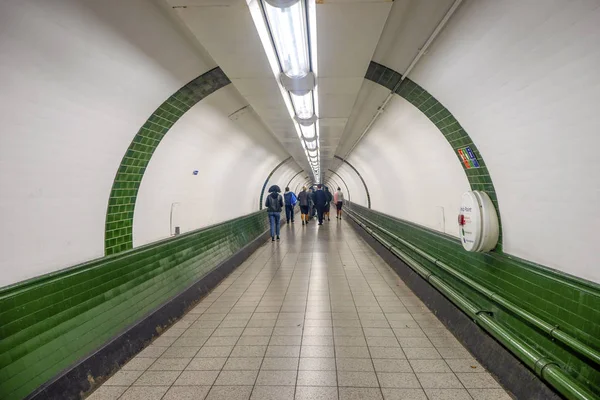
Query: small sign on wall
457 146 480 169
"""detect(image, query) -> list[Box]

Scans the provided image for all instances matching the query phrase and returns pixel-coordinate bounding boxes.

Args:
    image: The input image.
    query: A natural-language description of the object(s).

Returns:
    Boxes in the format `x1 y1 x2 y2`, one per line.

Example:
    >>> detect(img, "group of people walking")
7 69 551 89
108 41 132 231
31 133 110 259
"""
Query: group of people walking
264 184 344 241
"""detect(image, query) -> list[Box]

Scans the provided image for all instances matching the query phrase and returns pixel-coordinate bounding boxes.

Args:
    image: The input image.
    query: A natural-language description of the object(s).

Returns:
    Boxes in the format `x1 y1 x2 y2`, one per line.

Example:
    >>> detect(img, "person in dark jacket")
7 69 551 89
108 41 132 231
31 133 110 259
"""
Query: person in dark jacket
265 190 283 241
297 186 310 226
324 187 333 221
308 188 315 221
283 187 296 224
313 184 328 225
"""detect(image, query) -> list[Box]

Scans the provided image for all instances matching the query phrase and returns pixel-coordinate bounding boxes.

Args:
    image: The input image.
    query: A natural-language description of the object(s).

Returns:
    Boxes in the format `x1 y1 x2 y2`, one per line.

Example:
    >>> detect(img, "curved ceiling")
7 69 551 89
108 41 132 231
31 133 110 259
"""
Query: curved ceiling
1 0 599 286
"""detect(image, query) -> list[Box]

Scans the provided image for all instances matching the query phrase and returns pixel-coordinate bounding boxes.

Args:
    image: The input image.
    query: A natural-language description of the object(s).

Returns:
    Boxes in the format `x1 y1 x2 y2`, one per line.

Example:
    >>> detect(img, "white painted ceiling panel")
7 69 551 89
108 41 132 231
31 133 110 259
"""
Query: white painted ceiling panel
316 1 392 173
317 2 392 77
333 0 455 167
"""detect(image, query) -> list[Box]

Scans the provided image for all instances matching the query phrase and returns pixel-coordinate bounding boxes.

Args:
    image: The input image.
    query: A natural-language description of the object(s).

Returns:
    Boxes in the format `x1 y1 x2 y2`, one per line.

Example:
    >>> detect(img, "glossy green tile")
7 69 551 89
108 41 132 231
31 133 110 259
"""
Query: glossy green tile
0 211 269 399
350 204 600 397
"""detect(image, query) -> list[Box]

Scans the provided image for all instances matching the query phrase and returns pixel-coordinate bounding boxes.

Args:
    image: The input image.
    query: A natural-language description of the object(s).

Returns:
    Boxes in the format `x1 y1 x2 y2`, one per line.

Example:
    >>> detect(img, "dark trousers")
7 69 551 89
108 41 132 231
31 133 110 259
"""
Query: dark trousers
316 206 325 224
285 205 294 222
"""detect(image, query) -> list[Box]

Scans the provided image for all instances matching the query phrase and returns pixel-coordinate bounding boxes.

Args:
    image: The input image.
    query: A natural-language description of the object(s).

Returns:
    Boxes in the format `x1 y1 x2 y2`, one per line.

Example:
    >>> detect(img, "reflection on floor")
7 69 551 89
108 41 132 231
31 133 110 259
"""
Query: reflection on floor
88 217 512 400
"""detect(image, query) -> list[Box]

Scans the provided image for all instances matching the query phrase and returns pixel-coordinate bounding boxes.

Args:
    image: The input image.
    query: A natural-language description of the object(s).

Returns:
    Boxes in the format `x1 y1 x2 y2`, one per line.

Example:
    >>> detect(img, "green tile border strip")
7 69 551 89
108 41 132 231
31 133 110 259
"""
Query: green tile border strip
259 157 292 210
364 61 502 247
348 202 600 399
105 67 231 256
0 211 269 400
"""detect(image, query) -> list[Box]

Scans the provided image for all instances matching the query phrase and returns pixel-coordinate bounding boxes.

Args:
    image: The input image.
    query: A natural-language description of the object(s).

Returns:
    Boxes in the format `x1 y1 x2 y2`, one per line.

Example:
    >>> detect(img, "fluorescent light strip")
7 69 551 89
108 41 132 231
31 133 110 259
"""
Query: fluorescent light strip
248 0 319 180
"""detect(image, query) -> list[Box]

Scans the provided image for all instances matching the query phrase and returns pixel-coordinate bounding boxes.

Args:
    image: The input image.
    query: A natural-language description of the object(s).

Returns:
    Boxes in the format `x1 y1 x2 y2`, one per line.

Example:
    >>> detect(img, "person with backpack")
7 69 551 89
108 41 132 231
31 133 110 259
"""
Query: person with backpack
324 186 333 221
283 187 297 224
265 188 284 241
297 186 310 225
334 187 344 219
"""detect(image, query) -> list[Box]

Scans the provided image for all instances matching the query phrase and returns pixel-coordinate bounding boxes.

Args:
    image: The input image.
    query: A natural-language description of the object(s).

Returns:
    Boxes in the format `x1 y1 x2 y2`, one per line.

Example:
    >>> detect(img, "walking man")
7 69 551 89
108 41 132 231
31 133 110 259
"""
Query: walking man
334 187 344 219
313 184 327 225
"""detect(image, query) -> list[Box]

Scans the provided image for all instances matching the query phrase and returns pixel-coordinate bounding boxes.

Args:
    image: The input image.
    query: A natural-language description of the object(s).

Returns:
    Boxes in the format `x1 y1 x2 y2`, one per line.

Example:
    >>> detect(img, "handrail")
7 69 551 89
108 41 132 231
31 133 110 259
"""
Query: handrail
347 208 598 400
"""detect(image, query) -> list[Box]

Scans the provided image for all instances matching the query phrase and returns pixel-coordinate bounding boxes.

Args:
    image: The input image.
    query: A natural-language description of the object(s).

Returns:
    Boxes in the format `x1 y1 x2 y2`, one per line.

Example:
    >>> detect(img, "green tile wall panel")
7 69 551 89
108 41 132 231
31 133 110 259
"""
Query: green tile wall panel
0 211 269 399
365 61 502 248
105 67 231 256
350 203 600 397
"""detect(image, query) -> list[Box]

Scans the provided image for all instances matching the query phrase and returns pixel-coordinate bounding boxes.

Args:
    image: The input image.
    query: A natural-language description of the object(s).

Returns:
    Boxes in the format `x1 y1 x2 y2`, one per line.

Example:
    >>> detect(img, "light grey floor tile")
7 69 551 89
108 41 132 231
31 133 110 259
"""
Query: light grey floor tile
231 345 267 358
251 385 295 400
266 345 301 358
456 373 501 388
398 337 434 348
301 346 335 358
298 357 336 371
339 387 383 400
174 370 220 386
409 359 451 373
215 370 259 386
403 348 441 360
364 328 395 337
369 347 406 359
416 372 463 389
197 346 234 358
162 346 201 358
148 357 191 371
335 336 368 347
381 388 428 400
468 388 513 400
119 386 169 400
223 357 264 370
294 386 338 400
237 336 271 346
133 370 180 386
373 359 412 373
206 385 253 400
172 337 209 347
162 386 211 400
270 336 302 346
186 357 227 370
121 358 156 371
437 347 473 359
444 359 485 373
256 370 298 386
335 346 370 358
337 371 379 387
336 358 374 372
152 336 177 347
297 370 338 386
261 357 299 370
367 337 400 347
424 389 473 400
302 336 334 346
213 327 245 337
243 327 274 336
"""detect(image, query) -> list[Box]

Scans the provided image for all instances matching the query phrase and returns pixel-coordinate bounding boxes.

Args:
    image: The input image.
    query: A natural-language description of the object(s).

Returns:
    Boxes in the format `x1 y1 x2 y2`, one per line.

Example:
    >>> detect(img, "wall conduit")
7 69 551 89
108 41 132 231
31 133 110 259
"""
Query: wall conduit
346 207 598 400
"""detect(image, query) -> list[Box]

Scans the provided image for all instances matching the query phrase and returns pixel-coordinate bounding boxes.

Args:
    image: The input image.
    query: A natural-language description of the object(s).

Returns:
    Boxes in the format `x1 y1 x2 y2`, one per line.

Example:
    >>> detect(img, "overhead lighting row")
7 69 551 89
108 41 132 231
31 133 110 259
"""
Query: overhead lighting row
259 0 320 182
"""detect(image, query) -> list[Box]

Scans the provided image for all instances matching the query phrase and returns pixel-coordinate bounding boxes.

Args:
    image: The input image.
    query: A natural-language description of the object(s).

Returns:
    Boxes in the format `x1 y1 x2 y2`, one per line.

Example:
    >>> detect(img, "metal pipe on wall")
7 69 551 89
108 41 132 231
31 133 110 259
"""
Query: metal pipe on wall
344 0 464 159
347 208 598 400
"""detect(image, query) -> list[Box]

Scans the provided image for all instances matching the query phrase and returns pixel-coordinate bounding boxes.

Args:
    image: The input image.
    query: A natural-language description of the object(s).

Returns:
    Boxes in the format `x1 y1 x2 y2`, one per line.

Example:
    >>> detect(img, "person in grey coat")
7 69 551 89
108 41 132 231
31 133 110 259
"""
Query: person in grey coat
297 186 310 226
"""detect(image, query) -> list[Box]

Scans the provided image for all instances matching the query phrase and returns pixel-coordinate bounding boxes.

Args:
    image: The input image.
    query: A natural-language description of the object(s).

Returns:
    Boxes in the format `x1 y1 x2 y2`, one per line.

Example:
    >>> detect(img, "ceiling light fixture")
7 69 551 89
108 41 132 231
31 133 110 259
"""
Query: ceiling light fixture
249 0 320 182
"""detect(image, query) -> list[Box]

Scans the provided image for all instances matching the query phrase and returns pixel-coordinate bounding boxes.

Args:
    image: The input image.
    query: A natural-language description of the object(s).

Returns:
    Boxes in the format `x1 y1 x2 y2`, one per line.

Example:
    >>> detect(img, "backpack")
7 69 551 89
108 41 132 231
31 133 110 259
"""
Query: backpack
291 192 297 206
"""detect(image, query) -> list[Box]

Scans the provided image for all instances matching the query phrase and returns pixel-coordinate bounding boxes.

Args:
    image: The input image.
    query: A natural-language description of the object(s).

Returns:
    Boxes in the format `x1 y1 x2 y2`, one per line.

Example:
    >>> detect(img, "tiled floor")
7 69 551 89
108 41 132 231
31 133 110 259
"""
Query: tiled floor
88 217 512 400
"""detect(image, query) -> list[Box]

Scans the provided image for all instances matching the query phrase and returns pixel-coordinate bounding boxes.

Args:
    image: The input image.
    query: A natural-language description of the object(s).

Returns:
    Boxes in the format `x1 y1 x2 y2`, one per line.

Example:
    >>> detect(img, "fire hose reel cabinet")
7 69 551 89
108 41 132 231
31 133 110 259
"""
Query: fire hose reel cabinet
458 191 499 252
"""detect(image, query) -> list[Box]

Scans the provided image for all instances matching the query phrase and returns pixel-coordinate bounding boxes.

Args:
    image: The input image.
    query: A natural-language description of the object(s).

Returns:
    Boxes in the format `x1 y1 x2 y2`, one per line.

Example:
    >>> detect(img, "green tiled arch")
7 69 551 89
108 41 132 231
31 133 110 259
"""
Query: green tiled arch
365 61 502 246
105 67 231 255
